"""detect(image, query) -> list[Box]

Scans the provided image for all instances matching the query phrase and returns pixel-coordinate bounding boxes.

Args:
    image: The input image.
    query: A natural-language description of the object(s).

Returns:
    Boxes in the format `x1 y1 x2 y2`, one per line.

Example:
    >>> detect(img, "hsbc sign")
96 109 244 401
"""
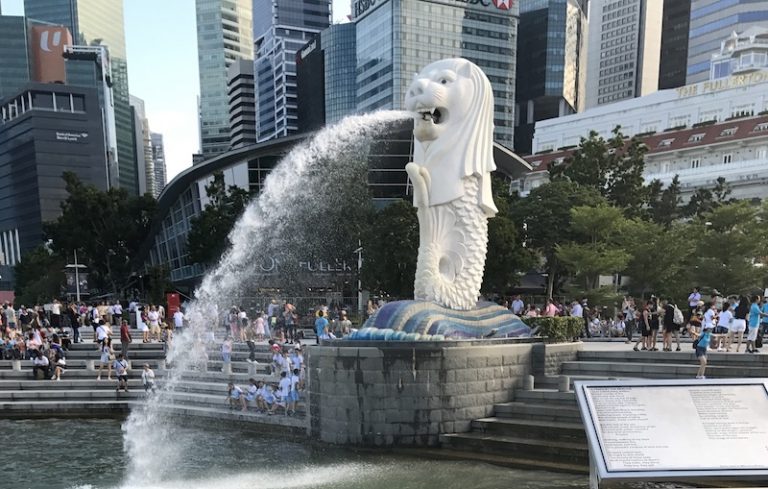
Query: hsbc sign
354 0 515 19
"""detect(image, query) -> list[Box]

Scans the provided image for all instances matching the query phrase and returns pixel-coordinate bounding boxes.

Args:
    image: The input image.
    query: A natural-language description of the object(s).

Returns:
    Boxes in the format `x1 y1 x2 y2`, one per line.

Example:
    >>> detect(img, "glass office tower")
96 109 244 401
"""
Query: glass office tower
254 0 331 142
354 0 518 148
687 0 768 84
195 0 253 157
24 0 137 194
0 15 30 101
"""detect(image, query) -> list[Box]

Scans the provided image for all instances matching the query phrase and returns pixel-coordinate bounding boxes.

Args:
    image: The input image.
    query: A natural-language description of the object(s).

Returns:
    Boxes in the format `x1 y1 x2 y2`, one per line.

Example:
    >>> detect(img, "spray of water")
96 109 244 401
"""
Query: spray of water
121 111 410 486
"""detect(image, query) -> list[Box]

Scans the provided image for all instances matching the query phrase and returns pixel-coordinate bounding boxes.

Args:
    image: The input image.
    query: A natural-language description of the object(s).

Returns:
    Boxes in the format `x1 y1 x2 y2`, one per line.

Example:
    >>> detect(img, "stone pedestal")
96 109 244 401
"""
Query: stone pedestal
12 360 21 371
307 340 533 447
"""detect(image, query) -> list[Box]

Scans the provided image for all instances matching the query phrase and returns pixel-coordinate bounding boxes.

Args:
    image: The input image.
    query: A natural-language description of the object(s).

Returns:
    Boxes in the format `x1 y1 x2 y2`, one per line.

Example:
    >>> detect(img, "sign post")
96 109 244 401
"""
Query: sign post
575 379 768 488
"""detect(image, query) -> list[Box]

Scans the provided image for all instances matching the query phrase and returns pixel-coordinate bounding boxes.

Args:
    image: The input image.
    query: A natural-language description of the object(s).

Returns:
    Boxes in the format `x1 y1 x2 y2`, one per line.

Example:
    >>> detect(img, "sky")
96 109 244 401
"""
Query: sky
1 0 352 181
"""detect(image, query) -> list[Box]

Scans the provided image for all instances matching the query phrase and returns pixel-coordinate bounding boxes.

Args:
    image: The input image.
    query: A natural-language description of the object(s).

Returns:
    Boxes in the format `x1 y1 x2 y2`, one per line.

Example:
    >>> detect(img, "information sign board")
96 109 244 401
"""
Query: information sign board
575 379 768 487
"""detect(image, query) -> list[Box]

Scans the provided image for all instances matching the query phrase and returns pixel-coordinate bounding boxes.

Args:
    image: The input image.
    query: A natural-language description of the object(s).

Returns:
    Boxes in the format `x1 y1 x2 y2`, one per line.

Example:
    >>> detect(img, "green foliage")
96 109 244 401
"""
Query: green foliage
647 175 682 227
187 172 250 266
13 246 65 306
44 172 157 295
361 200 419 298
482 175 534 294
510 180 604 298
556 204 631 291
145 266 172 305
682 176 735 218
690 201 767 295
549 127 650 216
522 316 583 342
621 220 692 300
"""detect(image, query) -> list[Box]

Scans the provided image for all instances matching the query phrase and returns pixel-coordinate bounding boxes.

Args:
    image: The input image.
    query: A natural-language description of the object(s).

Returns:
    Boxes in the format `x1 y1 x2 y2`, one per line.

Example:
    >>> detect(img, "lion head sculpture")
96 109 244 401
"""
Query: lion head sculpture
404 58 498 217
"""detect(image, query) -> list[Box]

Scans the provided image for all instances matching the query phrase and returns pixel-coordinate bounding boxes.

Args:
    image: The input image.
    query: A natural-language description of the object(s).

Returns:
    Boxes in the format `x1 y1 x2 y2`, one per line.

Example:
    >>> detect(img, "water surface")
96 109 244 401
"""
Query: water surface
4 418 588 489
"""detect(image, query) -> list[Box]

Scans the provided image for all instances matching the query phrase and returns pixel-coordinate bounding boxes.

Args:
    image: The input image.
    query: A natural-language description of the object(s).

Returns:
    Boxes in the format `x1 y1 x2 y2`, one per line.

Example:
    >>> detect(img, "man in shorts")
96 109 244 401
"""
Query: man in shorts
114 354 129 392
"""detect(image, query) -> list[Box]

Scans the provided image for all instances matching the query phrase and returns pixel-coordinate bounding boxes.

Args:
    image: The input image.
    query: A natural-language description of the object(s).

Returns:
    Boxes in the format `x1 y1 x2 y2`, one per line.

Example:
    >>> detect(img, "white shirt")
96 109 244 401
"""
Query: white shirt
173 311 184 327
703 308 717 329
96 325 108 340
278 377 292 398
148 311 159 326
718 310 733 329
113 304 123 315
571 304 583 318
142 369 155 384
51 303 61 315
511 299 524 315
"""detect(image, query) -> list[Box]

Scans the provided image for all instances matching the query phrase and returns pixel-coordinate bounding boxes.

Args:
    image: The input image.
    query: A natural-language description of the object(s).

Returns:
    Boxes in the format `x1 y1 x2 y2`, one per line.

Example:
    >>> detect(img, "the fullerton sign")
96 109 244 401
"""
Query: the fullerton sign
676 71 768 98
354 0 515 18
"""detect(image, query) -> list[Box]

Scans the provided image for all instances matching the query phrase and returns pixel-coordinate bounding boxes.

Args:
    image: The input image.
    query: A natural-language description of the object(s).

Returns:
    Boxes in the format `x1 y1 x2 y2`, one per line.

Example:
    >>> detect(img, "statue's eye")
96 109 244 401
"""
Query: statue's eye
440 79 447 84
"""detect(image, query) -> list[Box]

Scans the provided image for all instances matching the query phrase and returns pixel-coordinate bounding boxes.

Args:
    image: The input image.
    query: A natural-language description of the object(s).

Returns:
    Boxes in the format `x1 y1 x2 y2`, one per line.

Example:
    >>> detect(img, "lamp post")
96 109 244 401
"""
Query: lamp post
354 240 363 316
65 250 87 302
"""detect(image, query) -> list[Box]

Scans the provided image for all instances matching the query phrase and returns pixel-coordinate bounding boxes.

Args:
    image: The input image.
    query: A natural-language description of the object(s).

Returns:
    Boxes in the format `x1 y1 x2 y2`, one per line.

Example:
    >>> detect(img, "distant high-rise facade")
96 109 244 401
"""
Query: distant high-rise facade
24 0 137 195
296 22 357 133
0 15 30 100
582 0 663 109
515 0 586 154
227 58 257 149
196 0 253 157
130 95 156 197
658 0 690 90
253 0 331 142
150 132 167 197
687 0 768 84
353 0 518 148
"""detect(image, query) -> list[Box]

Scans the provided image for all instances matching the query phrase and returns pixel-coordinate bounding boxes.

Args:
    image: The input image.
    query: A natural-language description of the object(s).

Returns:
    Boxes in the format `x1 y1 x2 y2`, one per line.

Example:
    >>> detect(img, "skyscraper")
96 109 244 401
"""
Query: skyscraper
354 0 518 148
24 0 137 195
515 0 586 154
195 0 253 157
227 58 257 148
253 0 331 142
150 132 167 197
0 15 30 101
686 0 768 84
130 95 156 197
582 0 663 109
658 0 690 90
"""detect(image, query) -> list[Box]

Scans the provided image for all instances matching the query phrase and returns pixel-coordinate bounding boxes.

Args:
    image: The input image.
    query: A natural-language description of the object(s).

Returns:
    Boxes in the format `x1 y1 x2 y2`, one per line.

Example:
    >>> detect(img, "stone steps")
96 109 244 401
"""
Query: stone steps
561 360 766 379
0 379 144 390
493 401 582 423
440 431 589 465
0 399 133 417
0 389 145 401
578 349 768 367
396 447 589 474
471 417 586 441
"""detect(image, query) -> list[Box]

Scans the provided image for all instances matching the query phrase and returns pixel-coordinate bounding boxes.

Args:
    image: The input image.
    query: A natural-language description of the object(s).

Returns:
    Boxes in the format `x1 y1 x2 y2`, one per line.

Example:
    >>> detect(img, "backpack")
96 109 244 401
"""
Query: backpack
673 306 684 325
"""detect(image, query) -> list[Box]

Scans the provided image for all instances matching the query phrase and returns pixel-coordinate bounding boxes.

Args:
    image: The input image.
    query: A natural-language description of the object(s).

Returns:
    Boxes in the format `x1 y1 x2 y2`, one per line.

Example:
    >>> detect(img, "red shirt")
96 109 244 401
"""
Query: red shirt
120 324 132 343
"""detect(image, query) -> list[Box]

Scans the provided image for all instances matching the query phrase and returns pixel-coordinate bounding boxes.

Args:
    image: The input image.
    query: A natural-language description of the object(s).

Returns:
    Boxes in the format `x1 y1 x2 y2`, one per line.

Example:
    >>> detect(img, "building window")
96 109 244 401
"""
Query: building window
688 133 705 143
719 127 737 137
658 138 674 148
753 122 768 132
690 158 700 169
722 153 732 164
711 60 731 79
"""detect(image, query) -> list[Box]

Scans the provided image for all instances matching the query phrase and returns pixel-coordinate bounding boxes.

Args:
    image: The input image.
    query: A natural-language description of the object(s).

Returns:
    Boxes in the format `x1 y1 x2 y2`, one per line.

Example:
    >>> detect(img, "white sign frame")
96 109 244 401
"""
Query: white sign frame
574 379 768 488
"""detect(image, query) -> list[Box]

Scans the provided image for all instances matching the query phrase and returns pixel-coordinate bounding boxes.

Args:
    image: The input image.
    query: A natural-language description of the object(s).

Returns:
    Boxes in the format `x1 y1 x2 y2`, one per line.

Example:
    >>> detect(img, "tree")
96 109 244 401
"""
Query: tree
44 172 157 296
186 172 250 266
549 127 650 216
621 220 692 300
13 246 66 306
556 204 631 291
682 176 735 218
482 176 535 294
647 175 682 227
361 200 419 298
510 180 605 298
690 201 767 294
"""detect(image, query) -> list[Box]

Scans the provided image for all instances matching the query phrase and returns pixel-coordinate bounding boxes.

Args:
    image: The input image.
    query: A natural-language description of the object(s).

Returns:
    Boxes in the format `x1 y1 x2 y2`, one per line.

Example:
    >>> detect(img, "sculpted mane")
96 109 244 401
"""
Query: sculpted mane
412 58 498 217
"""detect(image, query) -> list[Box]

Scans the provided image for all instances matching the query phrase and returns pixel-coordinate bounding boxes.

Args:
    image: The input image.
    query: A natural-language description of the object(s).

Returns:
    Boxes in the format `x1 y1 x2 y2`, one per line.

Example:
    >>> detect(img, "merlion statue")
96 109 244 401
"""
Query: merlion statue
404 58 497 311
346 58 531 342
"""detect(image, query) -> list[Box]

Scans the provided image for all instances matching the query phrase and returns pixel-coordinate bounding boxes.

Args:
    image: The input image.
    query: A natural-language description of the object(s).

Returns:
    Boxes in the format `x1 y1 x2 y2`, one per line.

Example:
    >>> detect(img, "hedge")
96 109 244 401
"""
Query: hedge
522 316 584 342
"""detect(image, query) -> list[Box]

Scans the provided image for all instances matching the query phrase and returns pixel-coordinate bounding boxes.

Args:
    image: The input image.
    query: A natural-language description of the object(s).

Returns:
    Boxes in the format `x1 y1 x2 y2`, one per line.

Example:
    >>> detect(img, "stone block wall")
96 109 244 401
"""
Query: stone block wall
531 342 583 377
306 341 533 447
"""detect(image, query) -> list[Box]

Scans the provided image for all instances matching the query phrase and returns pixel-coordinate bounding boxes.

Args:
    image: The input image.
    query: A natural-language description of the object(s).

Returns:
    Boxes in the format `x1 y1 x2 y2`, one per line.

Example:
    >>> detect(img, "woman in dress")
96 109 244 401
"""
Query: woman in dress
97 337 114 381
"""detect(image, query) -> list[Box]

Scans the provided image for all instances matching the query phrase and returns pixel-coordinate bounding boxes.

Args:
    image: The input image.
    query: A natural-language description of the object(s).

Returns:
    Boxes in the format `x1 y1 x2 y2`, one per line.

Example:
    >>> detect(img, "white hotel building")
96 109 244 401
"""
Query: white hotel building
517 70 768 201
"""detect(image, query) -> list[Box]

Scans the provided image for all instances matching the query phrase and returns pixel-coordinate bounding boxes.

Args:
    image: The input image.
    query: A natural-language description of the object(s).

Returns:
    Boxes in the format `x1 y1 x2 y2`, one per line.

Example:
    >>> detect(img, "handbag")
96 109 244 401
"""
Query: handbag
692 338 700 350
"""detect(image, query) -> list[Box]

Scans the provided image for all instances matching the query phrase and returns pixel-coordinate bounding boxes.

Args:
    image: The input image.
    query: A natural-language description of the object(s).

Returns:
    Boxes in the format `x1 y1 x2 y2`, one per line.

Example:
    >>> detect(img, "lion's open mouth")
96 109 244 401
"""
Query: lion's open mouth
417 107 445 124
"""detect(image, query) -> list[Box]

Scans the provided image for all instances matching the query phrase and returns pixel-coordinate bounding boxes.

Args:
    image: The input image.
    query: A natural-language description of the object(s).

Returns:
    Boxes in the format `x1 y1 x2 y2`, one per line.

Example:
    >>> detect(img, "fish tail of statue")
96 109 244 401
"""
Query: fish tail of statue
413 176 488 311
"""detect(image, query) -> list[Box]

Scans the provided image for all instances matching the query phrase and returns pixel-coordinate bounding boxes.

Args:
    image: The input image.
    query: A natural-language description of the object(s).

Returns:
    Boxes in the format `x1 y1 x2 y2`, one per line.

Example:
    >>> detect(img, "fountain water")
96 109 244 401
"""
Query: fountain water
122 110 409 485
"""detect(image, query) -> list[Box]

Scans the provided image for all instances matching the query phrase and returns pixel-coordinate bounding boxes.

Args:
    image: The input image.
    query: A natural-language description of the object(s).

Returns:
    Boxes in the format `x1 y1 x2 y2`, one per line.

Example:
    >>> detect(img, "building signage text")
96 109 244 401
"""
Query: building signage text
676 71 768 98
354 0 514 18
300 40 317 60
55 131 88 142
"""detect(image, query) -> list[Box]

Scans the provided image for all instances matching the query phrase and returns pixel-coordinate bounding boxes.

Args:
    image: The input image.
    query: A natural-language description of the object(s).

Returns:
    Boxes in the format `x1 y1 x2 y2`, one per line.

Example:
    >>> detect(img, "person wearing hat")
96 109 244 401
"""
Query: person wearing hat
694 321 714 379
